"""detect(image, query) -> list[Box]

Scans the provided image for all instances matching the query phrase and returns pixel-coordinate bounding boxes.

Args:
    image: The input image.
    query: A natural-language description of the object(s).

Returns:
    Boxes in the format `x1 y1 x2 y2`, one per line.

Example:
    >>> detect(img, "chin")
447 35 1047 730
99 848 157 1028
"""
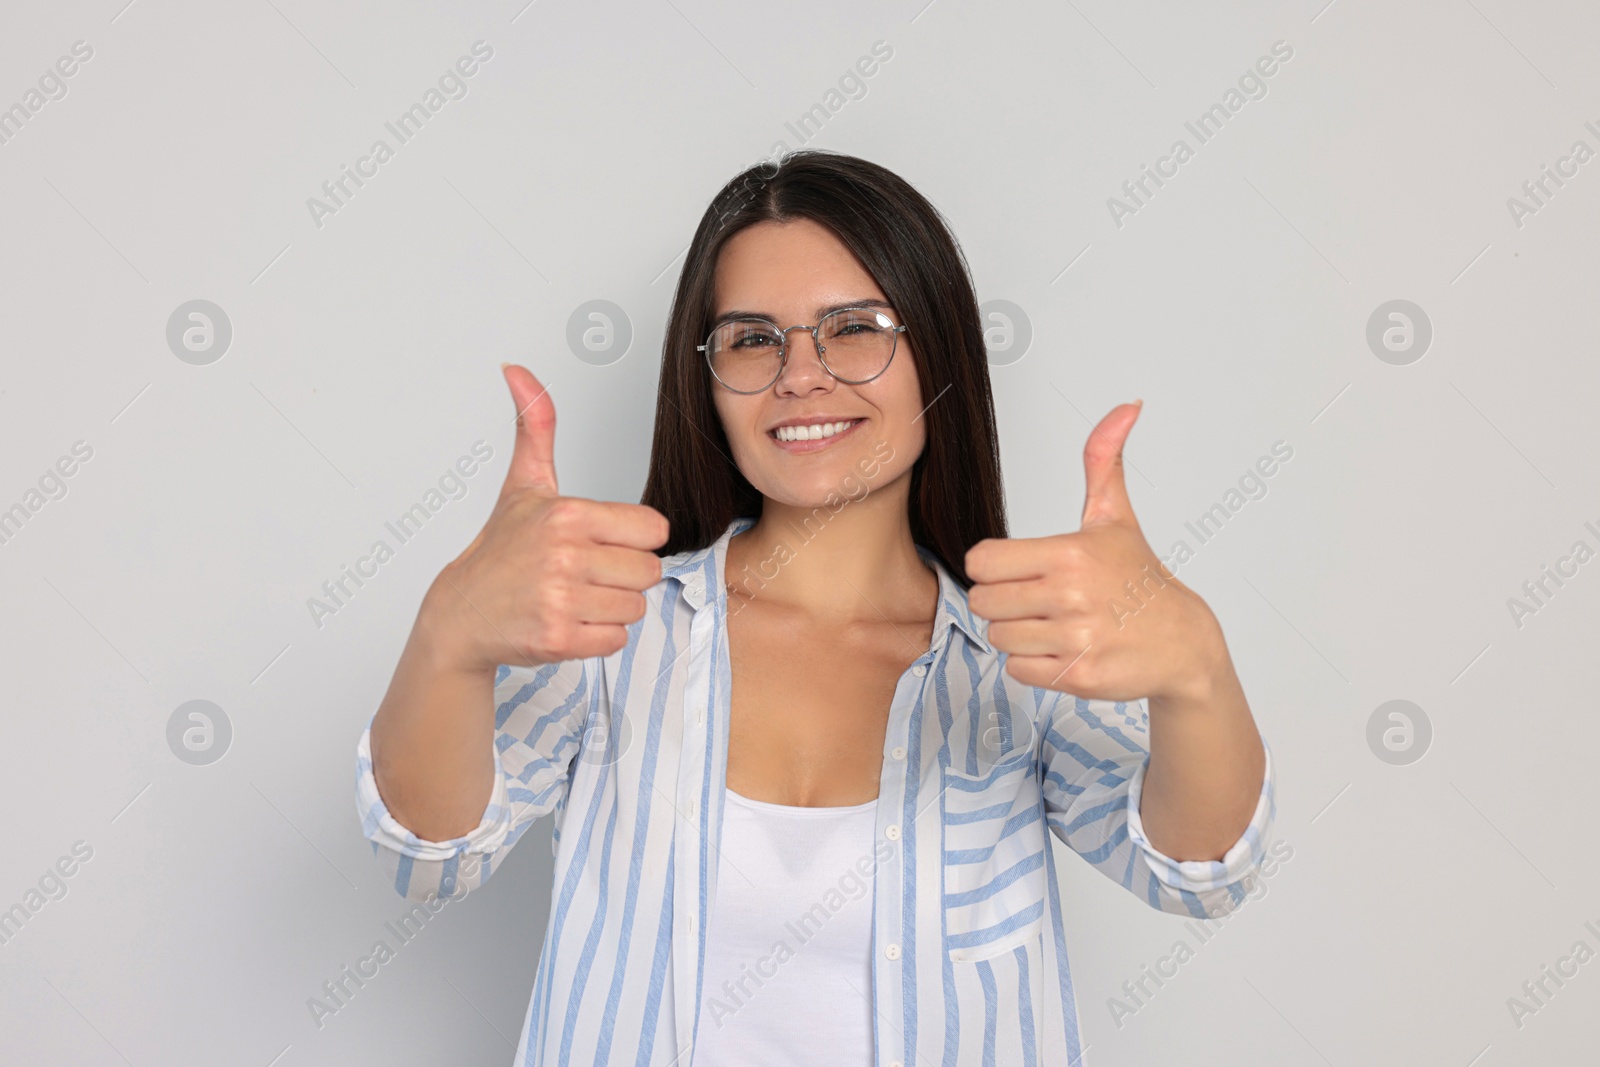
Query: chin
738 428 909 510
761 461 901 513
762 479 862 511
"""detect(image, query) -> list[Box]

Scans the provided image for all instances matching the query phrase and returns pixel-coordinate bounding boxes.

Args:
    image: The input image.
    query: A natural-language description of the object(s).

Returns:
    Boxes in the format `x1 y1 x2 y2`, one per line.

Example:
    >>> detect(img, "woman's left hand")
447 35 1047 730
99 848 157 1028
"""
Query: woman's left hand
965 401 1228 705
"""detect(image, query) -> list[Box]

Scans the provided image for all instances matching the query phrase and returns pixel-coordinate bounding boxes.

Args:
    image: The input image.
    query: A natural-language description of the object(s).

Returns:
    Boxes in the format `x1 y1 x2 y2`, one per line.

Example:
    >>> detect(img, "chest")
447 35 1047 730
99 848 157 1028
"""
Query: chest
722 599 932 806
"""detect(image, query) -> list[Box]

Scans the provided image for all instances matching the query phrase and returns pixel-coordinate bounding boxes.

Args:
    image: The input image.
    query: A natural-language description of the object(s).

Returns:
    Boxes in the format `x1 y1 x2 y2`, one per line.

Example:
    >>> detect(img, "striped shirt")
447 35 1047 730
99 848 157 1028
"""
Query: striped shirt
355 514 1278 1066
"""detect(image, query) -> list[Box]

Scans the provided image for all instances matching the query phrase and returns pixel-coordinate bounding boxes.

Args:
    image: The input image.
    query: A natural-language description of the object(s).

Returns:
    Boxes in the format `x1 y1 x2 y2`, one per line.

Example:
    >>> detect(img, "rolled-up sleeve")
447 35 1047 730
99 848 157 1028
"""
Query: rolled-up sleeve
1038 691 1277 920
355 656 592 902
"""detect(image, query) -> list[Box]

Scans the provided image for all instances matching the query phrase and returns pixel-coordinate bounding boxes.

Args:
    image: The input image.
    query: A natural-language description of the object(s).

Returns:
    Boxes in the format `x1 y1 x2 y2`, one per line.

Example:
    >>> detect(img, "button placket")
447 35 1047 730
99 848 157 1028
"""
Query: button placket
672 572 718 1051
683 574 708 802
873 646 932 1067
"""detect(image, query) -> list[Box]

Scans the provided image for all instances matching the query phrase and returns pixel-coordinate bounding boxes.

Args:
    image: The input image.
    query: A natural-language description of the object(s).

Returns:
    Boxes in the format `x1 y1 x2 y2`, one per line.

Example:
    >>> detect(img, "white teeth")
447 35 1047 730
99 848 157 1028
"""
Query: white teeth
775 419 857 442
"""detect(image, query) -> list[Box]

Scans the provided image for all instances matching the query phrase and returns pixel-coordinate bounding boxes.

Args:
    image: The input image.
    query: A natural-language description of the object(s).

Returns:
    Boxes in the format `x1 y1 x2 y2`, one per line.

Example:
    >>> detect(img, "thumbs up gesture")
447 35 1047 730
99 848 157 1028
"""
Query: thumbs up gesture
427 365 671 674
965 402 1226 702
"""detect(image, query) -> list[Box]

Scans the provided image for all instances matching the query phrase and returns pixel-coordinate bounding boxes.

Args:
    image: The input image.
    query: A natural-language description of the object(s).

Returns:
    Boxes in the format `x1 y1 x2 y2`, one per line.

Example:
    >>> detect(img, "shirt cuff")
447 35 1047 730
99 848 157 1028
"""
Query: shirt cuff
354 718 515 862
1123 734 1276 897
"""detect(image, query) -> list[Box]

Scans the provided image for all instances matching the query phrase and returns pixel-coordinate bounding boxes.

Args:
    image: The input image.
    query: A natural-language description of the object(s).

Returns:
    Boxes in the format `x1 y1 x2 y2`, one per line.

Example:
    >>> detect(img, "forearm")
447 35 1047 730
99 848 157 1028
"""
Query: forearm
1138 625 1267 863
369 580 499 843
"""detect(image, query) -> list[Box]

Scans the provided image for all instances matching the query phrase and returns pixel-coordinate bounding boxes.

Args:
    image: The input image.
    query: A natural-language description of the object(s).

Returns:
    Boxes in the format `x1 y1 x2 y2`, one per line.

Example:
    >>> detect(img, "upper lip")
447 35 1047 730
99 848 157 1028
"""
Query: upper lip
767 415 864 433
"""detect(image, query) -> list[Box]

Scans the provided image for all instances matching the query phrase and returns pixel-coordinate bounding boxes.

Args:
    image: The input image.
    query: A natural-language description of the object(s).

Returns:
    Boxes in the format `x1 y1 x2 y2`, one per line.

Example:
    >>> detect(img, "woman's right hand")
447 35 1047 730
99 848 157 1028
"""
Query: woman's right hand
423 364 671 675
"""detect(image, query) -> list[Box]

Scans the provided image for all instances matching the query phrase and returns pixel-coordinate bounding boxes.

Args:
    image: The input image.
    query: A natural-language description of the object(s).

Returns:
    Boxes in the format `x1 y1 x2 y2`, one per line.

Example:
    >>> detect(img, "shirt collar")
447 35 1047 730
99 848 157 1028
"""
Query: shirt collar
660 516 993 656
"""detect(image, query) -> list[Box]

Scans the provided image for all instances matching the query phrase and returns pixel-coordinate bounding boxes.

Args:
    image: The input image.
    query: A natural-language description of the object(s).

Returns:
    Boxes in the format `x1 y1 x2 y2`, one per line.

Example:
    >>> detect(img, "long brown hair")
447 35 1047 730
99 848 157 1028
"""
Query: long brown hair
640 149 1006 588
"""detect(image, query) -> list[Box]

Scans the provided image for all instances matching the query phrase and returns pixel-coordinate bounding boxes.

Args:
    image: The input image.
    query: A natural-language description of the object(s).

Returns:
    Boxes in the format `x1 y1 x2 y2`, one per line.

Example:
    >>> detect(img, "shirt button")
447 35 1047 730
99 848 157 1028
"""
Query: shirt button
912 664 927 677
685 798 697 819
688 914 697 934
885 943 901 961
885 824 901 841
697 705 705 726
891 746 907 761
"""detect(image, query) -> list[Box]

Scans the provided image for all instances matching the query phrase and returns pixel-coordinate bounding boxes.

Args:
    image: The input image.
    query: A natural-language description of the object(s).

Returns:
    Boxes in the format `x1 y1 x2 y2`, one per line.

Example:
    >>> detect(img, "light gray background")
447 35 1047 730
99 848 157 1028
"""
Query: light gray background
2 0 1597 1064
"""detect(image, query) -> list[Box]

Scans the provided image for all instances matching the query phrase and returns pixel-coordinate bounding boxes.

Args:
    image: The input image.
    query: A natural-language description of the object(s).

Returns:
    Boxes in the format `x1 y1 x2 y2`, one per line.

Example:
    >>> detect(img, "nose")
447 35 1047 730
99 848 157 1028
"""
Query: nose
774 326 833 393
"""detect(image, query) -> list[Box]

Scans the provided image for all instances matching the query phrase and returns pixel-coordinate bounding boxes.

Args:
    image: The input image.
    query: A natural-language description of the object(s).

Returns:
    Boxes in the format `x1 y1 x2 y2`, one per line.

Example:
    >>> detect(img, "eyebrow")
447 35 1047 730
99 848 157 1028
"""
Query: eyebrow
709 298 894 329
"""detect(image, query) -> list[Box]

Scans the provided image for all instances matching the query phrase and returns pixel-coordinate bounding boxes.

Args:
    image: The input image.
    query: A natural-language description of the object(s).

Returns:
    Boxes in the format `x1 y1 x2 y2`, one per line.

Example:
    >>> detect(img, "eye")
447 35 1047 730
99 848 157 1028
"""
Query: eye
726 323 781 349
823 309 892 339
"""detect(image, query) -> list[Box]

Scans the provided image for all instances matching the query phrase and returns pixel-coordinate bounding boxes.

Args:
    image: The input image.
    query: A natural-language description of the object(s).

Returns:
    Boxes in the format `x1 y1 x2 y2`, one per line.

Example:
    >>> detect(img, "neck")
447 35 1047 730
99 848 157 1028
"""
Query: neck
725 478 937 625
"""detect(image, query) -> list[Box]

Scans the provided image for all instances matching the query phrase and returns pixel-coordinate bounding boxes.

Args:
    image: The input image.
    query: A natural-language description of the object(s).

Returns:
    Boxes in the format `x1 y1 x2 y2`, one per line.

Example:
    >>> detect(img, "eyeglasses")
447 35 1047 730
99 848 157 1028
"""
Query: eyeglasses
698 306 908 394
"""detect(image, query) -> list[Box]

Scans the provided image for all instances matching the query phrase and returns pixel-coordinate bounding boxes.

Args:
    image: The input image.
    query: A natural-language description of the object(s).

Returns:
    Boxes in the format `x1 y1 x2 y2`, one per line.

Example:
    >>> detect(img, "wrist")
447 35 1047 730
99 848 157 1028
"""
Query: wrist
415 574 496 677
1151 604 1233 712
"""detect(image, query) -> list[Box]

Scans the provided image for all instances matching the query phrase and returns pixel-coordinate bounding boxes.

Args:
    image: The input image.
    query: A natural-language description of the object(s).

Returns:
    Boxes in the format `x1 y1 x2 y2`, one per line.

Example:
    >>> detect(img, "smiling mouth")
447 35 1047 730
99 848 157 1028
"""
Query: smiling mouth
770 418 861 442
768 419 870 454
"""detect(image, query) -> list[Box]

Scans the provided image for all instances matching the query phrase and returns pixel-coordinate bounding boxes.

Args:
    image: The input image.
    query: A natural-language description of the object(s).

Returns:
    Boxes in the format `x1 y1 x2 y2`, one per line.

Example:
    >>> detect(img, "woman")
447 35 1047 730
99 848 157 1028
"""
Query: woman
357 150 1275 1066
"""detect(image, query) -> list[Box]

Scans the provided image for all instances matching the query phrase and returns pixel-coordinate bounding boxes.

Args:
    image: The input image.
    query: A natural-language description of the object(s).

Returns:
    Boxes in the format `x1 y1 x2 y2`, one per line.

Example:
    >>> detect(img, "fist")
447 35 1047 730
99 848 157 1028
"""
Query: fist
428 364 670 673
965 401 1223 702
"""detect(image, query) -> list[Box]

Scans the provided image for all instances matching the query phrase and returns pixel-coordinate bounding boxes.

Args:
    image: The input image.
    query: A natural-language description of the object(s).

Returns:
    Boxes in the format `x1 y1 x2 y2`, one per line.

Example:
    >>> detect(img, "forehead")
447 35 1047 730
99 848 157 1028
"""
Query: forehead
712 218 885 316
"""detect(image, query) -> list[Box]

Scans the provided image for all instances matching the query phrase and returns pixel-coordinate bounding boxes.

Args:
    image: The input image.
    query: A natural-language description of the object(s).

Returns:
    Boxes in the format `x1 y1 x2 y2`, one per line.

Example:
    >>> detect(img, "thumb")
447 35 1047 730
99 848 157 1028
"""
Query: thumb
1080 399 1141 528
501 363 560 498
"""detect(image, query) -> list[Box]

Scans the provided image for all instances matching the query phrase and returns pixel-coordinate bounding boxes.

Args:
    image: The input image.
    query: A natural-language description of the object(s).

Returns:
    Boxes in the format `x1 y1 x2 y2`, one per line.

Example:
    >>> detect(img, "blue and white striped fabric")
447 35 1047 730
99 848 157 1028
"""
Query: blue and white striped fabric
355 514 1277 1066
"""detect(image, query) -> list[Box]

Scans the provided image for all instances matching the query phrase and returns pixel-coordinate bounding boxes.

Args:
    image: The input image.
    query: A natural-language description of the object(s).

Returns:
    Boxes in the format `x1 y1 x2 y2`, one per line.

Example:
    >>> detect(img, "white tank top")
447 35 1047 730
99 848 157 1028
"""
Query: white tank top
692 786 878 1066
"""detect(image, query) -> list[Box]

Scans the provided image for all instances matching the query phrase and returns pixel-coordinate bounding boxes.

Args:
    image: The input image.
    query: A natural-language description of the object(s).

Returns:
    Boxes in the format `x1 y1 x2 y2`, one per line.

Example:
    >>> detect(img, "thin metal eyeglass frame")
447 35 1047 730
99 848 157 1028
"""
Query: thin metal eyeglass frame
696 307 908 394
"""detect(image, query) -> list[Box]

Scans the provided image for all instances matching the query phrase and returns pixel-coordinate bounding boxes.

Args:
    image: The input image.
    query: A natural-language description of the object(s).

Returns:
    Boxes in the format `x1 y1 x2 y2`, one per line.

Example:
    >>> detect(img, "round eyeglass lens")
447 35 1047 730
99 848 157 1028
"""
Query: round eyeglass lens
816 308 897 383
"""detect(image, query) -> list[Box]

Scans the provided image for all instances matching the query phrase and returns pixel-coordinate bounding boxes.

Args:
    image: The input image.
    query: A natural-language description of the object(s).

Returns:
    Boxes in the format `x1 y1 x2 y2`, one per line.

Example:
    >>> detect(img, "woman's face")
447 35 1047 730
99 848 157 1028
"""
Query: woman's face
708 218 925 510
